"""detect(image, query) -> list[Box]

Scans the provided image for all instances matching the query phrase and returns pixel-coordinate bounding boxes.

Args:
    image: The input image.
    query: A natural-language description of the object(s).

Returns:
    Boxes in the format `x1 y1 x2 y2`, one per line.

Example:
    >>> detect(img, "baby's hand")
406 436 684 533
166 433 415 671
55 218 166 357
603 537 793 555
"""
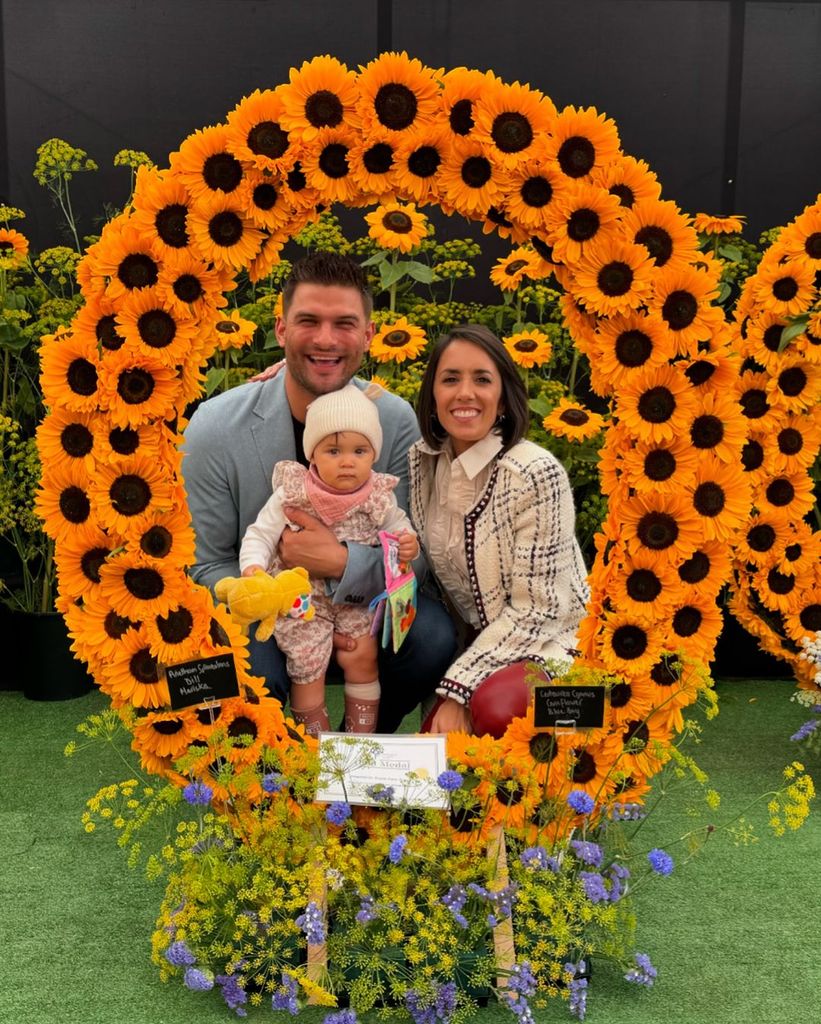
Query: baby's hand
396 531 419 563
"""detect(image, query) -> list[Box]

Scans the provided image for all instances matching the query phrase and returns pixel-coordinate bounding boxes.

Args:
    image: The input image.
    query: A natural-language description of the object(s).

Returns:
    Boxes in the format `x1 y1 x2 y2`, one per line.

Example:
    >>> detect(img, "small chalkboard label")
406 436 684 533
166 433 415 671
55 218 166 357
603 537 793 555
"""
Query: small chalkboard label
533 685 606 730
166 653 240 710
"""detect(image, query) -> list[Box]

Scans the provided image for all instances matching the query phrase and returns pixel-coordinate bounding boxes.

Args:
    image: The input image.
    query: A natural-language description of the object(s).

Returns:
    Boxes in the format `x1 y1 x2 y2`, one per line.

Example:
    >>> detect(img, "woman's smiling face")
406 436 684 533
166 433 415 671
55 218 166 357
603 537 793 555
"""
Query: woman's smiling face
432 338 504 455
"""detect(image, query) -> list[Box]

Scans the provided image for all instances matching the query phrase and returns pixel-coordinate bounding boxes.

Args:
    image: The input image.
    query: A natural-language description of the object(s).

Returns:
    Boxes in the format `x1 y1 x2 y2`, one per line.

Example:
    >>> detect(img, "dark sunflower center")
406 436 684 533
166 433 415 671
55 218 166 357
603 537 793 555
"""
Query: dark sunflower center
571 750 597 783
152 718 185 736
623 720 650 751
105 610 135 640
450 803 481 833
209 617 230 647
635 226 673 266
690 414 724 449
140 525 173 559
461 155 492 188
650 656 680 686
61 423 93 458
679 550 710 584
767 568 795 595
96 314 125 351
248 120 289 158
611 624 648 660
491 111 533 153
55 484 89 527
449 98 474 135
638 386 675 423
626 568 662 602
110 474 151 516
598 261 633 296
799 604 821 632
559 408 590 426
304 89 344 129
383 210 413 233
157 607 194 643
363 142 394 174
763 323 784 351
766 478 794 507
170 274 203 305
374 83 418 130
778 367 807 397
138 309 176 348
195 704 221 725
777 427 803 455
252 183 279 211
118 367 156 406
208 211 244 247
685 361 716 386
772 276 798 301
557 136 595 177
514 338 538 353
741 440 764 471
521 176 553 207
610 184 635 207
644 448 676 481
384 329 412 348
117 253 158 290
228 716 258 742
529 733 558 764
673 606 702 636
504 259 529 277
739 388 769 419
124 567 164 600
662 289 698 330
784 543 802 563
287 164 307 191
495 780 525 806
693 481 725 517
567 208 600 242
615 329 652 367
747 523 776 552
155 204 189 248
67 358 98 396
637 511 678 550
109 427 139 455
610 682 632 708
131 648 160 685
80 546 110 583
318 143 350 178
407 146 441 178
216 320 240 334
203 152 243 193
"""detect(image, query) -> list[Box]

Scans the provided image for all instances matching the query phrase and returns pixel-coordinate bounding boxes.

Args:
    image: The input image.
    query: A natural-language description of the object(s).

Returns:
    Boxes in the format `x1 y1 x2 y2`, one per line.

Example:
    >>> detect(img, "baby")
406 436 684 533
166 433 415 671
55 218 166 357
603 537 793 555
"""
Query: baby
239 385 419 736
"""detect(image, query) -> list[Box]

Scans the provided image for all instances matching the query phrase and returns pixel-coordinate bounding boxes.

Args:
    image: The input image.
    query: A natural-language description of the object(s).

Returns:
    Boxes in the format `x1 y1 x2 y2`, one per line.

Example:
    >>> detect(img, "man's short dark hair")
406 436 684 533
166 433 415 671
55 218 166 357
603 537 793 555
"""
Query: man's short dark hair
416 324 530 452
281 252 373 317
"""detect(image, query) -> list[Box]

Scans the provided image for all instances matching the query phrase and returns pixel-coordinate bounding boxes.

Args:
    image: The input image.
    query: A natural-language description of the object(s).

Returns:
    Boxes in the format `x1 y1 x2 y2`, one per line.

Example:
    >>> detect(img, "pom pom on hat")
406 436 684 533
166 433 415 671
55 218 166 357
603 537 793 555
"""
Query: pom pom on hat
303 384 383 461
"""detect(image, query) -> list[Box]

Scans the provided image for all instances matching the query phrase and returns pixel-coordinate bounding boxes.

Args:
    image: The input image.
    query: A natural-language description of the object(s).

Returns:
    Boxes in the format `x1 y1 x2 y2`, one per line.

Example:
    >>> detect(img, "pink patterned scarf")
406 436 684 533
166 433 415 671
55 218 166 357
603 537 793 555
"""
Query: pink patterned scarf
304 464 374 525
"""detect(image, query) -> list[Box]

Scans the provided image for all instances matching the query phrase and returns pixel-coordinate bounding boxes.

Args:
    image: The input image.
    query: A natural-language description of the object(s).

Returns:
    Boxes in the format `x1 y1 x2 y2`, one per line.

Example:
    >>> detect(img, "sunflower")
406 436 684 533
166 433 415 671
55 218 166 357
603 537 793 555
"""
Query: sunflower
766 356 821 414
35 454 98 545
121 505 196 571
617 713 673 780
543 398 606 441
276 161 321 213
155 250 230 320
559 291 599 352
591 310 672 394
356 52 441 136
169 124 246 202
435 136 510 217
605 675 656 729
503 328 553 368
735 370 780 432
71 291 130 356
797 316 821 364
85 215 163 301
686 390 748 464
598 611 664 678
752 561 810 616
591 155 661 209
609 547 683 620
440 67 493 144
53 525 114 602
735 513 793 568
247 231 289 286
676 540 732 601
555 732 623 802
132 708 197 761
756 468 817 523
499 707 565 787
504 159 567 232
300 125 360 204
99 550 188 623
620 433 699 495
143 585 214 664
540 105 621 182
762 410 821 473
649 264 723 355
489 247 539 291
97 626 170 709
616 363 698 445
97 349 182 428
36 407 97 474
90 416 172 467
240 169 295 233
545 182 623 264
753 253 816 318
88 452 176 536
621 198 699 272
478 201 530 245
783 583 821 646
0 226 29 265
187 192 263 271
131 166 194 258
646 654 704 733
743 311 791 372
365 201 428 252
114 286 199 368
64 588 141 670
570 236 654 316
392 125 448 206
619 491 702 564
473 80 557 168
225 87 294 172
369 317 427 363
682 343 743 396
683 456 752 544
211 308 258 352
692 213 746 235
347 130 400 201
663 592 724 661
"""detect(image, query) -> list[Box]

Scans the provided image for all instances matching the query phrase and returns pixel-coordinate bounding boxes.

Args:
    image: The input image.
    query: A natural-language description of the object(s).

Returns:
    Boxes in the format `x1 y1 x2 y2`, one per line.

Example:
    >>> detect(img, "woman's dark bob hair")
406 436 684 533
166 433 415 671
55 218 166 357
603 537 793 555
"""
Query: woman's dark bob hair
416 324 530 452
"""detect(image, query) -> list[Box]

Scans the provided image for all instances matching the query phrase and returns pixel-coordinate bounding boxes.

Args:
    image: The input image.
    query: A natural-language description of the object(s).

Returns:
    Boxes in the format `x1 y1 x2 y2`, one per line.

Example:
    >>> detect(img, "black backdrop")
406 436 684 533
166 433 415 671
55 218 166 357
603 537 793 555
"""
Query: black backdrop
2 0 819 255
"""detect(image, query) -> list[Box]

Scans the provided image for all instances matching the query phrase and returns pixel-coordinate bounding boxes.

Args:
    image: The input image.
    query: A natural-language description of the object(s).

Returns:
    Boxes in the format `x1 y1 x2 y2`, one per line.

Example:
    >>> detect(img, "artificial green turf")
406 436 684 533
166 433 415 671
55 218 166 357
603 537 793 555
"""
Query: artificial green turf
0 679 817 1024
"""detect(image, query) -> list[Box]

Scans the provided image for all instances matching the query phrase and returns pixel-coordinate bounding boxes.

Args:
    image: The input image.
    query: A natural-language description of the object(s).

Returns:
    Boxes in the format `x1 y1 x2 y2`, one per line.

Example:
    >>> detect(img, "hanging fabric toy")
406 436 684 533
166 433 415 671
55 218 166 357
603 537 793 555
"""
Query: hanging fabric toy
368 531 417 652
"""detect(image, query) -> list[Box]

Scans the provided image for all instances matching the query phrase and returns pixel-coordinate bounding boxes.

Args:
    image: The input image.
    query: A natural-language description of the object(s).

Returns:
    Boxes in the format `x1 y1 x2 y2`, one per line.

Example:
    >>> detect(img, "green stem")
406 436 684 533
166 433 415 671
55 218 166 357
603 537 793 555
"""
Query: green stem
389 252 398 313
53 177 82 253
222 350 231 393
568 348 580 398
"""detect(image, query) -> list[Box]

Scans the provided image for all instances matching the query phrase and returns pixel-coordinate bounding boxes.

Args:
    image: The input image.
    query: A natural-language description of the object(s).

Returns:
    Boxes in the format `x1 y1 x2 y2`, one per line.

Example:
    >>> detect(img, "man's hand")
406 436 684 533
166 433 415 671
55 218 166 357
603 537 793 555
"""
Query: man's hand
248 359 285 383
278 507 348 579
396 530 419 563
427 697 472 734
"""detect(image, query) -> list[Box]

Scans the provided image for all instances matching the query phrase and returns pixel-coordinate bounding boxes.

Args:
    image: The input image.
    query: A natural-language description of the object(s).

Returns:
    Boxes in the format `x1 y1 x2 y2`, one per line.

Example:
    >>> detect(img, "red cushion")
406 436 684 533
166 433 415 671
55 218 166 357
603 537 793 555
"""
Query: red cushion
469 660 534 739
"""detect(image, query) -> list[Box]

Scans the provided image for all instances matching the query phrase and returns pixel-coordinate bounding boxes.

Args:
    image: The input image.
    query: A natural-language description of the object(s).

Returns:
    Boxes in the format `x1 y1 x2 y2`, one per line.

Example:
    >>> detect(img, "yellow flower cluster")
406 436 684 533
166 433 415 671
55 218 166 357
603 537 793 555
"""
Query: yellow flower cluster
33 138 98 186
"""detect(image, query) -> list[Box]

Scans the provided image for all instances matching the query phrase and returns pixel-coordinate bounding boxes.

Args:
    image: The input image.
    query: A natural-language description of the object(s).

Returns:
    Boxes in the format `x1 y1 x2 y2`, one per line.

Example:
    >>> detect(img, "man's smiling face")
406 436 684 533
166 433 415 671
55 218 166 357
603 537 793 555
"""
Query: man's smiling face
276 282 374 409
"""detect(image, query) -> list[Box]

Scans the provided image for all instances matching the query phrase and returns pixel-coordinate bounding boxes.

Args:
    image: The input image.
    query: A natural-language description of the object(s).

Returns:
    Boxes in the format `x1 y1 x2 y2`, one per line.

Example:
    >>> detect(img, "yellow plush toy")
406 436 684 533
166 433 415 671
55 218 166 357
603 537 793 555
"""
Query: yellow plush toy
214 567 314 643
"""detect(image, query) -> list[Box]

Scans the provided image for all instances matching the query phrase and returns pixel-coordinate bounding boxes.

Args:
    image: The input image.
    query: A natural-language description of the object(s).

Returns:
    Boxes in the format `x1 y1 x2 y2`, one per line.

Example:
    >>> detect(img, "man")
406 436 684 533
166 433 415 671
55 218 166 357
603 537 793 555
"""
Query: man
183 251 457 731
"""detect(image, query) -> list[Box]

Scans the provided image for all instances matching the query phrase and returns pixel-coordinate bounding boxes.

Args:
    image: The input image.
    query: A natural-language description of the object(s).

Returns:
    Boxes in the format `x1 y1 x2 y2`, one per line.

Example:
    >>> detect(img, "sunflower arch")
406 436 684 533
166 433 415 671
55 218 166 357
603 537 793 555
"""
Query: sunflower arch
37 53 813 812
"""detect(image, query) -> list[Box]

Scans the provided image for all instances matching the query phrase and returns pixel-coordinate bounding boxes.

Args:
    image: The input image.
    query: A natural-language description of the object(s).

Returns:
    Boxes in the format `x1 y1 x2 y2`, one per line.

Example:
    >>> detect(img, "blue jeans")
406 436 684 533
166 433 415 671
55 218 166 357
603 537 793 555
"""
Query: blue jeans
247 592 458 733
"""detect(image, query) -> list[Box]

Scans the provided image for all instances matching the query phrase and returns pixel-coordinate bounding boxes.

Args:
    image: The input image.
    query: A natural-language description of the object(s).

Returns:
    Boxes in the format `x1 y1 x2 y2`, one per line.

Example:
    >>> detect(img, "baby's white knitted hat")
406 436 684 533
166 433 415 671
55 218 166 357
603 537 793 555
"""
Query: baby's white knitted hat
303 384 383 461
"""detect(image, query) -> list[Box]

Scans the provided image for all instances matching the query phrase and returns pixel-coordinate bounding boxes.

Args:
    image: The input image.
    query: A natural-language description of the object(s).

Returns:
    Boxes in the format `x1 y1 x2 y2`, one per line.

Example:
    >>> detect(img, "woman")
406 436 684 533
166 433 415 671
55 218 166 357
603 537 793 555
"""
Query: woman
410 325 590 735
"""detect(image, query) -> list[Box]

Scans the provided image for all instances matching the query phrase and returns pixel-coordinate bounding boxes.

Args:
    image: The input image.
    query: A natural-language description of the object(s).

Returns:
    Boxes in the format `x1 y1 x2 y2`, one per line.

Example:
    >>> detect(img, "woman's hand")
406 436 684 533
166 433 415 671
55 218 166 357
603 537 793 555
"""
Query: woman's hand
426 696 472 734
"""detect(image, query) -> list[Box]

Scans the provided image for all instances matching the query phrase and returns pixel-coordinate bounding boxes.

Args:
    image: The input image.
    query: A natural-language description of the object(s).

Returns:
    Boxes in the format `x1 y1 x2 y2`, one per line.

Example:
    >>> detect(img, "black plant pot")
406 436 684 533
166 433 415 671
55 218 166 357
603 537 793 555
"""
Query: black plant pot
19 611 96 701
